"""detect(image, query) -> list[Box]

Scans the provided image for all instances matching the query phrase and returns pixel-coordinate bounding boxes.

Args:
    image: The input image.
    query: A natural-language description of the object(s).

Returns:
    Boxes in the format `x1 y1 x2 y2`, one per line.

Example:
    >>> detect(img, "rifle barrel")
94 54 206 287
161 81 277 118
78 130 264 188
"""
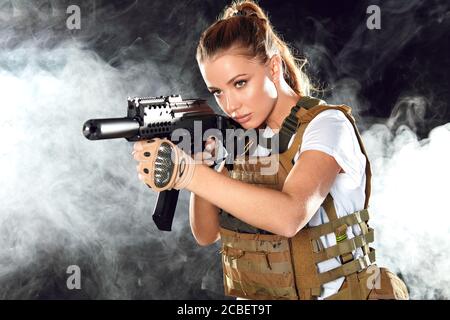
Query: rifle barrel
83 118 140 140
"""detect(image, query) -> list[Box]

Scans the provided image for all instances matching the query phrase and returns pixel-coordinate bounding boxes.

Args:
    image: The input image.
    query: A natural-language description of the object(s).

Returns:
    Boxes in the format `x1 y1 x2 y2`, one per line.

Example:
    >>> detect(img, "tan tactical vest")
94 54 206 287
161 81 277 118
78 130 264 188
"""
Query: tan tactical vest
218 96 409 300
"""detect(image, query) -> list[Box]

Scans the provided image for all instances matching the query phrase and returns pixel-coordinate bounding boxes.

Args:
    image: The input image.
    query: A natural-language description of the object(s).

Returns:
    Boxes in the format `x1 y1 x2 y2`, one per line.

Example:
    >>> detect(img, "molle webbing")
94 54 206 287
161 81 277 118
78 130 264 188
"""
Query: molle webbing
220 227 299 300
289 195 375 299
220 207 376 300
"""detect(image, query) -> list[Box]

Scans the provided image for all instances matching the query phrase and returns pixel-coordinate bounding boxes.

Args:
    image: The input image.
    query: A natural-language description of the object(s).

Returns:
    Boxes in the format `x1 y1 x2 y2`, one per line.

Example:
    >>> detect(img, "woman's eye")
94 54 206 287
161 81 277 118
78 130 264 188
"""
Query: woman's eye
235 80 246 88
210 80 246 97
212 90 222 97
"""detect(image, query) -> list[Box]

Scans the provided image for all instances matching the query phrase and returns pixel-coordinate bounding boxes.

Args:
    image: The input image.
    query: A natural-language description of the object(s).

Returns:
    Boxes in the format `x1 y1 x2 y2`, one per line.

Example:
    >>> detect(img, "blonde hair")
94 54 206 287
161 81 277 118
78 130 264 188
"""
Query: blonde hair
196 0 313 96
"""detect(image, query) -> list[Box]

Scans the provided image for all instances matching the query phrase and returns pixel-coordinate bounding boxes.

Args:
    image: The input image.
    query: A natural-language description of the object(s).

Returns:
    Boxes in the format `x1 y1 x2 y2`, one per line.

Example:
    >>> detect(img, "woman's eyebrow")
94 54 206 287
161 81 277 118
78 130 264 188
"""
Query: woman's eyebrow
207 73 248 90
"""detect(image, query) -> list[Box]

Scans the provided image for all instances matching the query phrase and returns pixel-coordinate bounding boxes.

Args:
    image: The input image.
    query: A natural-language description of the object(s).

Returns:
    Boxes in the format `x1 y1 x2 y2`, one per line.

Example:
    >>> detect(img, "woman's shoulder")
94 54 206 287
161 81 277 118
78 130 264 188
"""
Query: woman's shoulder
301 107 356 145
298 106 366 184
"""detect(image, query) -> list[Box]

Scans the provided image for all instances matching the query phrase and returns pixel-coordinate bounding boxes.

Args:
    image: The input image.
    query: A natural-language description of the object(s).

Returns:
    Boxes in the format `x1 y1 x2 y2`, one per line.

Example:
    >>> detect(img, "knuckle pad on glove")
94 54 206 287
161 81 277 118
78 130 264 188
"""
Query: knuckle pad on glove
135 138 182 191
152 141 176 189
139 140 177 191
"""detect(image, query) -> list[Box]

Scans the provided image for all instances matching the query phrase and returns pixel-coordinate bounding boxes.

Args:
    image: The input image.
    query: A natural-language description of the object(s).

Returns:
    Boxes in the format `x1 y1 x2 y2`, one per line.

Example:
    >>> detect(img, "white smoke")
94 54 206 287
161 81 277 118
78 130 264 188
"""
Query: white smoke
362 98 450 299
0 40 186 298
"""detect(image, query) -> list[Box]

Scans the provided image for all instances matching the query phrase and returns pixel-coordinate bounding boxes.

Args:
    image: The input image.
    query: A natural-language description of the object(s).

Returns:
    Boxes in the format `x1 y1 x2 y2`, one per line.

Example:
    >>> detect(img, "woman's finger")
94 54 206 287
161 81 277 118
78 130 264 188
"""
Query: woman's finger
205 138 217 155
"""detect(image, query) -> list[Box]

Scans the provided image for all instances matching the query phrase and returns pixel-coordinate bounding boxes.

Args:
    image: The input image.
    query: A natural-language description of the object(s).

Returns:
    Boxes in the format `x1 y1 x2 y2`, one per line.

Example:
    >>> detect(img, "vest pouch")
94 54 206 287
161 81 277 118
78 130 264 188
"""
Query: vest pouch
219 228 299 300
366 267 409 300
327 265 409 300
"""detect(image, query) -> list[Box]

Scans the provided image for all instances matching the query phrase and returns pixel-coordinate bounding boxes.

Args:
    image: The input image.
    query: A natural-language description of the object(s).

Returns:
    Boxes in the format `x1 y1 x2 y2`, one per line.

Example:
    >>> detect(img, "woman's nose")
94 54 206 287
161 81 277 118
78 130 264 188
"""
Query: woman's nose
224 94 240 116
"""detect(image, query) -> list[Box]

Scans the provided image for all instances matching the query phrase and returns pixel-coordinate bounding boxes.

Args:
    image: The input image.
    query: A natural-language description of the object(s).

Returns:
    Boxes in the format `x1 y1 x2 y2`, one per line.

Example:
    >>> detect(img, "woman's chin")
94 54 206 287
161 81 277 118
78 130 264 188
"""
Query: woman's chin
240 119 263 130
241 123 256 130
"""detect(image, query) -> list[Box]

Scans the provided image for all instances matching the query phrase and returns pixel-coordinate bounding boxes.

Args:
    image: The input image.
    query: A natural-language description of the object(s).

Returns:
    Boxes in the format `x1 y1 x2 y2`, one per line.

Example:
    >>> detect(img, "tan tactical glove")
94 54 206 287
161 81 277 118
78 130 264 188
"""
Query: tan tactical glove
133 138 198 191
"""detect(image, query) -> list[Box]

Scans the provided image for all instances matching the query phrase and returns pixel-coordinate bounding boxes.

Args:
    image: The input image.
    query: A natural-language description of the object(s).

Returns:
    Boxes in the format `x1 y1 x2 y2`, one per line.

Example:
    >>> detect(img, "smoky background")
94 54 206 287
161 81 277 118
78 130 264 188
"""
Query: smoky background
0 0 448 299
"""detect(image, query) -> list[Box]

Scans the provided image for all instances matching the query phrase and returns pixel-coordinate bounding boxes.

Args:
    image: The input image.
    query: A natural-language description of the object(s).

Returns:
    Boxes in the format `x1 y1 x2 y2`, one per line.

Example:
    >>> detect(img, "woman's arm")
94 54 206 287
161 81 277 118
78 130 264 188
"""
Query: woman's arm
186 150 342 238
189 161 228 246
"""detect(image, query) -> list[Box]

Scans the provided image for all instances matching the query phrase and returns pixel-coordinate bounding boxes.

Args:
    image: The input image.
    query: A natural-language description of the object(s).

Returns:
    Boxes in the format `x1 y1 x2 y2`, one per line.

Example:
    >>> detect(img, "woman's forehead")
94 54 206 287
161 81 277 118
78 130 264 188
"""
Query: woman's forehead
199 51 262 86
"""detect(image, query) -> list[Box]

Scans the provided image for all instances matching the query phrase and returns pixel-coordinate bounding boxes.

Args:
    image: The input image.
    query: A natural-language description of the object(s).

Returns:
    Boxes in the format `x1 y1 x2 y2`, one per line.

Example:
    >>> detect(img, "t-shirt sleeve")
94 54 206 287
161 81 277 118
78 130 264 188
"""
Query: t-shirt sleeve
294 109 366 187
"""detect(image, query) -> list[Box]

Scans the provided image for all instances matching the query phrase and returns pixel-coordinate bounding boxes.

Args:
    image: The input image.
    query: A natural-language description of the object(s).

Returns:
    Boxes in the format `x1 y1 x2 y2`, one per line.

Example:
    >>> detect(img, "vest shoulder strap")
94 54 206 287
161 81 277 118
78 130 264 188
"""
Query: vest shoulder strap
277 96 325 152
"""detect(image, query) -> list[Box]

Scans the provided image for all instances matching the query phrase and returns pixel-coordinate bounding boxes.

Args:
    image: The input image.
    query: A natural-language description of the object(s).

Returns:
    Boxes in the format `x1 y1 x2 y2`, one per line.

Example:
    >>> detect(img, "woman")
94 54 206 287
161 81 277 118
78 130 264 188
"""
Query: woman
132 0 408 300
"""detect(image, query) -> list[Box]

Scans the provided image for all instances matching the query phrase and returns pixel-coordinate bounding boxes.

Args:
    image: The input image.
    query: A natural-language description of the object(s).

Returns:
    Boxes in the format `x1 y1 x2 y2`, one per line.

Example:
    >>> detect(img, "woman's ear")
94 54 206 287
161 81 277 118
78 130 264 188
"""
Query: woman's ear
268 54 282 83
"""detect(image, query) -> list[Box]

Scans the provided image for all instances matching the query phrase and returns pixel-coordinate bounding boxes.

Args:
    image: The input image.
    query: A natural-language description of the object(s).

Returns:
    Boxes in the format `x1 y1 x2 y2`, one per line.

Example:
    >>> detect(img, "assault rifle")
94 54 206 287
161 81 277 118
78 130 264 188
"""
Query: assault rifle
83 95 252 231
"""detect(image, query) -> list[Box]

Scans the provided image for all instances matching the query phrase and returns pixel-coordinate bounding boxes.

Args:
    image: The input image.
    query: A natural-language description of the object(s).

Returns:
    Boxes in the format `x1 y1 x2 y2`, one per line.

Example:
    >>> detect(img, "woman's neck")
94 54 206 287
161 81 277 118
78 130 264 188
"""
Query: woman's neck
265 86 301 133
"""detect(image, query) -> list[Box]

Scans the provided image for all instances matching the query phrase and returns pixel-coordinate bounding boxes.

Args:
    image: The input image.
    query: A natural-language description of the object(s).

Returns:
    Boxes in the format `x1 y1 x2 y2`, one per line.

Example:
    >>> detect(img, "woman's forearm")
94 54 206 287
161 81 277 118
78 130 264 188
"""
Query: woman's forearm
186 164 305 237
189 192 221 246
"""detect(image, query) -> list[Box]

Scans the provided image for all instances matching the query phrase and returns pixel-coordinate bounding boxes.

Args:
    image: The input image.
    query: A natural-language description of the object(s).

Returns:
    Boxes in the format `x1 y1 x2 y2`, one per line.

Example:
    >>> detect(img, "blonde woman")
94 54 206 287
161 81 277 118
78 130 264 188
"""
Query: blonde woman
132 0 408 300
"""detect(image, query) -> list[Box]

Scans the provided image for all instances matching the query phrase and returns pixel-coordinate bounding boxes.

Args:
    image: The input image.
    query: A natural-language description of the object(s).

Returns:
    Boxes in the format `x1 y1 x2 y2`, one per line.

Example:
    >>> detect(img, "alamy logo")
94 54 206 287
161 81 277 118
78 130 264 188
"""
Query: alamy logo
66 5 81 30
366 5 381 30
66 265 81 290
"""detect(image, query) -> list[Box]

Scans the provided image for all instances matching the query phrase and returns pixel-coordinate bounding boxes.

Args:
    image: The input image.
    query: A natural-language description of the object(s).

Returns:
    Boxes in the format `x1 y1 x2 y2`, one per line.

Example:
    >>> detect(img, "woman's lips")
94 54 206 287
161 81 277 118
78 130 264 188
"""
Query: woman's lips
234 113 252 124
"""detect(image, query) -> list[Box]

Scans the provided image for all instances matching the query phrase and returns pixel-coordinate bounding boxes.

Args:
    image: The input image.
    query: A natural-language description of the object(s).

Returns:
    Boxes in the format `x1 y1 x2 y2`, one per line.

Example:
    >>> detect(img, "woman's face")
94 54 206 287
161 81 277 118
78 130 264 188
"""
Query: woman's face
198 48 278 129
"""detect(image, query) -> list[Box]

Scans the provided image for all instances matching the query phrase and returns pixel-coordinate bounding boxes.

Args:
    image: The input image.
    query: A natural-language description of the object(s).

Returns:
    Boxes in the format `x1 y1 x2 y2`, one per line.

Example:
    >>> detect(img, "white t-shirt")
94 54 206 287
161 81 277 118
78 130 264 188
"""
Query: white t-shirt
248 108 367 299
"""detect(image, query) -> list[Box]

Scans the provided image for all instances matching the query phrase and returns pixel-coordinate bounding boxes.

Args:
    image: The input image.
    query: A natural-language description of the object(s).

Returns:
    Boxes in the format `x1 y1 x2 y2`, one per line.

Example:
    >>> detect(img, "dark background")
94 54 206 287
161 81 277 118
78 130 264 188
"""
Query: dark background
0 0 448 300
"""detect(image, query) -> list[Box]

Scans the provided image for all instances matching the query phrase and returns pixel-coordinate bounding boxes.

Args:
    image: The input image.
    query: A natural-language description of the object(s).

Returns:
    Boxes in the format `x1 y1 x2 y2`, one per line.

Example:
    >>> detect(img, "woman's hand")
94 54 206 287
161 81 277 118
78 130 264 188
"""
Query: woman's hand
132 138 197 191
